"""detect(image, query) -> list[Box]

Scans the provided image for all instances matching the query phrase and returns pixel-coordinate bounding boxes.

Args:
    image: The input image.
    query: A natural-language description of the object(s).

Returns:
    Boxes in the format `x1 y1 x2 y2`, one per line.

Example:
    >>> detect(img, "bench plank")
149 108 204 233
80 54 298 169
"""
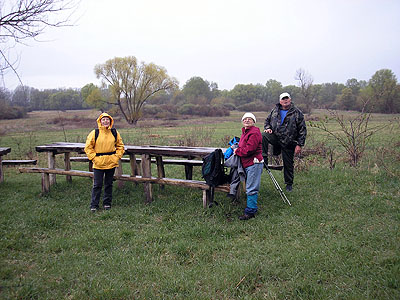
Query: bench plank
18 167 230 192
69 156 281 169
2 159 37 165
69 156 203 165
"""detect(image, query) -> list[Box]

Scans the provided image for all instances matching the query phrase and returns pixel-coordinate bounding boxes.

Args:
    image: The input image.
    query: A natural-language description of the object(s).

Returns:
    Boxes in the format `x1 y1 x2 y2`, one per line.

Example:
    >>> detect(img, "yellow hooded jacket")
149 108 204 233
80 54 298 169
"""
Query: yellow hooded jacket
84 113 125 170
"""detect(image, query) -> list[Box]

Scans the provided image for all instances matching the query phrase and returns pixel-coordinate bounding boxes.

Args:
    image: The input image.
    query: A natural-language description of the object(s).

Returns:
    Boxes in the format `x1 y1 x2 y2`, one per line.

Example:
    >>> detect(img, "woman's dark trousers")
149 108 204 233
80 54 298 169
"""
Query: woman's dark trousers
262 132 295 186
91 168 115 208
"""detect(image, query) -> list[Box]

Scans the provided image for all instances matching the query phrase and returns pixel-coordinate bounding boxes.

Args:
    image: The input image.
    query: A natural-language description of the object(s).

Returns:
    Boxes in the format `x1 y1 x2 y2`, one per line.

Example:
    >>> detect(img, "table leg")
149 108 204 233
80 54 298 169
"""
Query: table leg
42 173 50 193
116 159 124 188
48 152 56 185
202 190 207 208
64 152 72 183
129 154 138 176
0 156 3 183
155 156 165 190
184 165 193 180
141 154 153 203
202 188 214 208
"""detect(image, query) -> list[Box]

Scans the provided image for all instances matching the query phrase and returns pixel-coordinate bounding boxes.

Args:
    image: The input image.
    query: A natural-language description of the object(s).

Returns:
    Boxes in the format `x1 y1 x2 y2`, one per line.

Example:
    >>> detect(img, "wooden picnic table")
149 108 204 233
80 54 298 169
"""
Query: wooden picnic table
0 147 11 182
33 142 224 204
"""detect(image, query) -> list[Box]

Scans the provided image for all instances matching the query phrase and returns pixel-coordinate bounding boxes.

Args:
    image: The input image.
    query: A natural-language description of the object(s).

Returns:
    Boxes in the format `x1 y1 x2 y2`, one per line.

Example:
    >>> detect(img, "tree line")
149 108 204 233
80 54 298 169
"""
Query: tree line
1 59 399 122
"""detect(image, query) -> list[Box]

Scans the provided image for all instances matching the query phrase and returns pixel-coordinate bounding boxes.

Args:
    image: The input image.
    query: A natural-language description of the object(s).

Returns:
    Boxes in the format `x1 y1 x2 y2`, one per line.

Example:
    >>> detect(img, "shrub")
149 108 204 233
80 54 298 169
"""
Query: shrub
0 105 27 119
237 100 268 112
177 103 196 115
296 103 312 114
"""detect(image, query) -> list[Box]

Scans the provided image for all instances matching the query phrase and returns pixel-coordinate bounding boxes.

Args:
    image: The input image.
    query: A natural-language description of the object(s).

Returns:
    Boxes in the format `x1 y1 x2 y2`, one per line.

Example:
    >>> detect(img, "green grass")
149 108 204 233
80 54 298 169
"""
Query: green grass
0 110 399 299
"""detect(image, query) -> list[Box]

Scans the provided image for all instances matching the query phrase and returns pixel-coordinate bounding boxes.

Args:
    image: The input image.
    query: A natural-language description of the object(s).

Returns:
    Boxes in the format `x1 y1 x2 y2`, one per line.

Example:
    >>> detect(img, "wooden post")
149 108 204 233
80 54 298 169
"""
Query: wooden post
64 152 72 183
184 165 193 180
41 173 50 193
155 156 165 190
202 187 214 208
136 160 142 176
88 160 93 172
129 154 138 176
0 156 3 183
48 152 56 185
116 159 124 188
141 154 153 203
202 190 207 208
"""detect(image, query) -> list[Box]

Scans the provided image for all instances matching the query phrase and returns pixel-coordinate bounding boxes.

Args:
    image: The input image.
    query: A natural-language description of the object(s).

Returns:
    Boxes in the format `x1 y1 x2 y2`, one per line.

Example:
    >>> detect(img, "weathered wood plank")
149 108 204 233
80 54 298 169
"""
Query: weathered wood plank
0 147 11 183
35 143 223 159
141 154 153 203
0 156 3 183
48 152 56 185
36 143 86 154
41 173 50 193
129 154 138 176
69 156 203 166
18 167 230 192
155 156 165 190
115 159 124 188
2 159 37 165
0 147 11 155
64 152 72 183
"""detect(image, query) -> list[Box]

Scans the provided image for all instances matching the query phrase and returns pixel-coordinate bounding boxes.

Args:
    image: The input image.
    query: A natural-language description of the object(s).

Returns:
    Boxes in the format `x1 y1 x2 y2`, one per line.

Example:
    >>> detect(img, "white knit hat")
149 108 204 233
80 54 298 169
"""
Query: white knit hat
241 112 256 123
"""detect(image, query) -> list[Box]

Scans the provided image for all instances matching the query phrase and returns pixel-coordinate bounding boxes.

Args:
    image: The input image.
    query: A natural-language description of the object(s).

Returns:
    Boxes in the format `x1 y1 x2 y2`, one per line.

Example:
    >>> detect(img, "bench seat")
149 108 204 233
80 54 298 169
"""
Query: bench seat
2 159 37 166
69 156 202 165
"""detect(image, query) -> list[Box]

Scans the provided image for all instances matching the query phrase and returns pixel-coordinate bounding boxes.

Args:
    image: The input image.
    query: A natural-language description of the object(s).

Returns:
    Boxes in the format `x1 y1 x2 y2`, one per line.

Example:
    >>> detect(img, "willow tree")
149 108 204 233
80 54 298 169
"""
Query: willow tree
94 56 178 125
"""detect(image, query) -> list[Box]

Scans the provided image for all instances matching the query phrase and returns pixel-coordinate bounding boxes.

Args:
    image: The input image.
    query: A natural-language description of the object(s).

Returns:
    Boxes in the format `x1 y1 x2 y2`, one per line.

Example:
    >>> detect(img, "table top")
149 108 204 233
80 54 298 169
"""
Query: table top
35 142 224 159
0 147 11 155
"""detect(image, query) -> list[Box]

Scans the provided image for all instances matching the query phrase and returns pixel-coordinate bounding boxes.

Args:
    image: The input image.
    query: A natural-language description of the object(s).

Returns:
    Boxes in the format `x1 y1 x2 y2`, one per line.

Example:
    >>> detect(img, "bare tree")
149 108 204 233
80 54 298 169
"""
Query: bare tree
309 103 383 167
0 0 78 83
295 68 314 112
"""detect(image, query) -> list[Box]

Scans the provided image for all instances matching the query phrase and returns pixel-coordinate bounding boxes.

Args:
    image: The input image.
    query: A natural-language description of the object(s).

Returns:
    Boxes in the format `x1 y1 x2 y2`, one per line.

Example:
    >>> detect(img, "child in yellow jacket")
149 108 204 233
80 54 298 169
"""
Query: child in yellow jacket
85 113 124 212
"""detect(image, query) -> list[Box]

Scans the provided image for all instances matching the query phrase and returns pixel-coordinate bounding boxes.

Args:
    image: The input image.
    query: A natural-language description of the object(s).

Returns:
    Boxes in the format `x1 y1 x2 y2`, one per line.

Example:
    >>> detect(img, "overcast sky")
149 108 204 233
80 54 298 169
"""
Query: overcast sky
2 0 400 91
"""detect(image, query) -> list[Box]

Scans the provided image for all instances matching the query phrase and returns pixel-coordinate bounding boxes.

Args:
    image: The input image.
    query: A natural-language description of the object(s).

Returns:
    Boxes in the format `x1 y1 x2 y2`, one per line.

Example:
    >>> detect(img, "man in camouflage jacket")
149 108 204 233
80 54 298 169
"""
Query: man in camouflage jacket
262 92 307 192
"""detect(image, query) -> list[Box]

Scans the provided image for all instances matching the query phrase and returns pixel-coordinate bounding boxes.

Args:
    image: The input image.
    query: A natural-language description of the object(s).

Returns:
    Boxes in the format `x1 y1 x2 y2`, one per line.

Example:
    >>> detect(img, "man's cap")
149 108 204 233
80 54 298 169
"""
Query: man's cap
279 92 291 100
241 112 256 123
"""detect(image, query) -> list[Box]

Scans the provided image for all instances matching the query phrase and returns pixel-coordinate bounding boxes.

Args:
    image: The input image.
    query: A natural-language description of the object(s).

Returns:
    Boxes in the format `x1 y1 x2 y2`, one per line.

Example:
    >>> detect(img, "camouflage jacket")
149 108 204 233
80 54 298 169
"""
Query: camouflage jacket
264 102 307 147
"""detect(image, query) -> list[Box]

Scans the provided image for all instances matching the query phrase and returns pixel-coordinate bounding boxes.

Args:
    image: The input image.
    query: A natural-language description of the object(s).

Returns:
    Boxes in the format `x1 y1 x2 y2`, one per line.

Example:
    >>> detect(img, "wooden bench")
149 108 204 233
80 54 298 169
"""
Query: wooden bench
2 159 37 166
19 167 231 208
69 156 202 179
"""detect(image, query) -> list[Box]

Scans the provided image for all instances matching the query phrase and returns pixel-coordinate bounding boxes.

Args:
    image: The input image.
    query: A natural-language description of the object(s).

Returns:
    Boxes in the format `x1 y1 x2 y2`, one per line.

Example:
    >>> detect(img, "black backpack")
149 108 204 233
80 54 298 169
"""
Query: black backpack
94 128 117 144
202 149 229 187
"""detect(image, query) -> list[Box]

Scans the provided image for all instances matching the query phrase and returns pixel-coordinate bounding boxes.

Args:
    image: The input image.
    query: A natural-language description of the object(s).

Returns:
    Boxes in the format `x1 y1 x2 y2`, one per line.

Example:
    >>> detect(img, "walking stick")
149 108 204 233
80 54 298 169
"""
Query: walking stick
264 162 291 206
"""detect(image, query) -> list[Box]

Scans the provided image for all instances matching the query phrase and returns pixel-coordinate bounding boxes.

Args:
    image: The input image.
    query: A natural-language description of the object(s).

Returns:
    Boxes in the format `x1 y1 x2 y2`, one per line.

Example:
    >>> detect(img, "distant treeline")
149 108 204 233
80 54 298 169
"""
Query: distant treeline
1 68 399 120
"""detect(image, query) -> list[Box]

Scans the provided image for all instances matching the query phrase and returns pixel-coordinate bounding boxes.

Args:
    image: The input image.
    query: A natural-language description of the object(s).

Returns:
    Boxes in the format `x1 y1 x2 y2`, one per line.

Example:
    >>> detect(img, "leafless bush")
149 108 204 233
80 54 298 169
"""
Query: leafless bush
375 145 400 178
175 126 216 147
26 131 37 159
75 135 84 143
220 135 232 148
327 147 337 170
309 108 383 167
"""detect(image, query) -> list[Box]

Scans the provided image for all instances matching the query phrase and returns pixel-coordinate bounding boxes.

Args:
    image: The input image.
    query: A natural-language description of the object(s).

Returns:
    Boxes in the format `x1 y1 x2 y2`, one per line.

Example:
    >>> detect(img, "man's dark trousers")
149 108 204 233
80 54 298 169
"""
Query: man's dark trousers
262 132 295 186
91 168 115 208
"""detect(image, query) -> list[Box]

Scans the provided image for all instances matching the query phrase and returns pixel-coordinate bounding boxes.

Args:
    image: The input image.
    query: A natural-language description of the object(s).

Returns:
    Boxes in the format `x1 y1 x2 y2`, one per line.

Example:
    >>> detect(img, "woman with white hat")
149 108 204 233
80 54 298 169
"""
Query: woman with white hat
233 112 264 220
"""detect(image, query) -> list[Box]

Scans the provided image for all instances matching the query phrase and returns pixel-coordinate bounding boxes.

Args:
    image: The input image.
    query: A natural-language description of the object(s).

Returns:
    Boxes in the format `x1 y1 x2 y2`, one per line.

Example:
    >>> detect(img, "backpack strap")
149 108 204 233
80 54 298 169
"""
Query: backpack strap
94 128 117 144
95 129 99 142
111 128 117 140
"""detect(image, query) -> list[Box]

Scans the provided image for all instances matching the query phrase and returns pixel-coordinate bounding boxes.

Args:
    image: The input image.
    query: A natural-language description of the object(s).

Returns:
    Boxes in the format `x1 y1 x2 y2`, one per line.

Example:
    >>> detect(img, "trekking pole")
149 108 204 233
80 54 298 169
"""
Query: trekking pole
264 162 291 206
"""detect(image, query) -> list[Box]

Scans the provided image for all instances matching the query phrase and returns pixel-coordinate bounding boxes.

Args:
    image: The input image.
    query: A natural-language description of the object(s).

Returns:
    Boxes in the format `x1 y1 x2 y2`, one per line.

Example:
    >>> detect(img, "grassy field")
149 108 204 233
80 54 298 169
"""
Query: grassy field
0 109 399 299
